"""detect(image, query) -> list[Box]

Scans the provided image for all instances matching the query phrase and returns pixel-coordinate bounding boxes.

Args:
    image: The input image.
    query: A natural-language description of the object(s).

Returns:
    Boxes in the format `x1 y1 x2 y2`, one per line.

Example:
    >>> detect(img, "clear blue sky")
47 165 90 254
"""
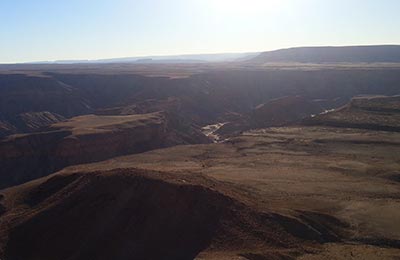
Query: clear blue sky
1 0 399 63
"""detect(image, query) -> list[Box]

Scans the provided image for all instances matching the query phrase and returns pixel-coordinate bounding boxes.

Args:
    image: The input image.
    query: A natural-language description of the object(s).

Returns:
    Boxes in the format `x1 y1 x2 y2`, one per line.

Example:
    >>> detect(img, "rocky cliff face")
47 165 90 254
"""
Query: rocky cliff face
0 113 177 188
0 74 92 118
0 74 92 137
252 96 324 127
2 69 400 187
0 121 16 137
2 69 400 137
0 111 66 138
304 95 400 132
214 96 325 138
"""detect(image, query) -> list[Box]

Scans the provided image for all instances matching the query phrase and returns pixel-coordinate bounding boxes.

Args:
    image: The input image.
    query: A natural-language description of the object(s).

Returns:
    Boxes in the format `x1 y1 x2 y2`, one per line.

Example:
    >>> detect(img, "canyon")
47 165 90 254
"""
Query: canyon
0 49 400 259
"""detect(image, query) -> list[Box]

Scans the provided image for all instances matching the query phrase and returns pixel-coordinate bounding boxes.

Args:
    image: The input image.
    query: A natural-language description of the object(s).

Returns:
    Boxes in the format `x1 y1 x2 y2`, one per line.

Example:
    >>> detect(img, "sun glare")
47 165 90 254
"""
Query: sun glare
210 0 285 15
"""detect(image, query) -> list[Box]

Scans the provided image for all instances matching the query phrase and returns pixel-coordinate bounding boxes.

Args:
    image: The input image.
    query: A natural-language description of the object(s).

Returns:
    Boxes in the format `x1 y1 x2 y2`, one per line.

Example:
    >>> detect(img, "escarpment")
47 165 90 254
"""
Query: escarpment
0 112 208 188
304 95 400 132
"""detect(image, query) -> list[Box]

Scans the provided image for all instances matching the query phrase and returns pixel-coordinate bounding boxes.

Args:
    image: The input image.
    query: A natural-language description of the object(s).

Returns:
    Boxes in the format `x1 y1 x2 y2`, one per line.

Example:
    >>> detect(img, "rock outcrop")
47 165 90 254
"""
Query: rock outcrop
304 95 400 132
215 96 324 137
2 69 400 137
252 96 323 127
0 112 208 188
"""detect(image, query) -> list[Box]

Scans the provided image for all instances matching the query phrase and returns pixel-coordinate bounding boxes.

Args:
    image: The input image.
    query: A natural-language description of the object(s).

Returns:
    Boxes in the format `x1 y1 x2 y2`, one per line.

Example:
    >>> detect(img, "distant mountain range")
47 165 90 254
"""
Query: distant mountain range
250 45 400 63
18 45 400 65
29 52 260 64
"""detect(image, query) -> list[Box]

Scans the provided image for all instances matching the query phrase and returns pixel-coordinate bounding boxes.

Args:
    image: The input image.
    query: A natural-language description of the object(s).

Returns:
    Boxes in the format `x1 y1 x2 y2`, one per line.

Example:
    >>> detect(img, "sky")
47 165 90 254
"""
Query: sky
1 0 400 63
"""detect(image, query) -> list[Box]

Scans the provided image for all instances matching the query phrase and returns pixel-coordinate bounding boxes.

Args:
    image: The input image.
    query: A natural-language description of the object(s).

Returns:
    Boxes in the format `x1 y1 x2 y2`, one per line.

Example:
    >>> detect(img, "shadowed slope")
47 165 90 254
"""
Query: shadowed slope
0 112 209 189
251 46 400 63
305 95 400 131
0 168 347 260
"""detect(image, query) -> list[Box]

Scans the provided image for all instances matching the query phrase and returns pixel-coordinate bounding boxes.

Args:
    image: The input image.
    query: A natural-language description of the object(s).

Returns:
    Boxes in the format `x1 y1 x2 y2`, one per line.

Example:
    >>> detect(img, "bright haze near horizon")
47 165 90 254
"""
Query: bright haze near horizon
1 0 399 63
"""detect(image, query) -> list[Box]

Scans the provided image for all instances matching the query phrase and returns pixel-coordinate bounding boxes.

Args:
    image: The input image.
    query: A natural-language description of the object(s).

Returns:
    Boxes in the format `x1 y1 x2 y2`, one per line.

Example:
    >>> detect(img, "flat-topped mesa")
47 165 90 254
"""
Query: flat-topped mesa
304 95 400 131
0 112 207 188
250 45 400 63
48 113 167 160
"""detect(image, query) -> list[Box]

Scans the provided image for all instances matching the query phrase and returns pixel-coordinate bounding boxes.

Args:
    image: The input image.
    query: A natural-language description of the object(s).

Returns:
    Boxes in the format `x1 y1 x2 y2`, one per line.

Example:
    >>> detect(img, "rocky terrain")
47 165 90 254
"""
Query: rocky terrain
215 96 326 138
305 95 400 132
0 167 334 260
0 112 209 188
0 95 399 259
0 58 400 259
1 123 399 259
2 66 400 137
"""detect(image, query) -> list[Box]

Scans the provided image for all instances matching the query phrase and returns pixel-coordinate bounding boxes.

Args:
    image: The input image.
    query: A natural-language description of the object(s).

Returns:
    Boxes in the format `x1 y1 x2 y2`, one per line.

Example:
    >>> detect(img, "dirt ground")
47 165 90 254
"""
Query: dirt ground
4 127 400 260
52 126 400 259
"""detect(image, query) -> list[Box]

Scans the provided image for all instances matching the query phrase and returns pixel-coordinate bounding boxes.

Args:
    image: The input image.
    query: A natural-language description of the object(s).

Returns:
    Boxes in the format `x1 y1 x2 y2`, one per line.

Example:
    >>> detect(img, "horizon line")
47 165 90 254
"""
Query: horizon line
2 43 400 65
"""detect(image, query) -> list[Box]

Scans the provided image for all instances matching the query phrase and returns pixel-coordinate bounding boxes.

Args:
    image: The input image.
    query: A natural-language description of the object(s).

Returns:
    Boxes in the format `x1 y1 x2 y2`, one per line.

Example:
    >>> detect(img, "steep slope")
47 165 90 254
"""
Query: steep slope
0 121 16 138
1 96 400 258
0 112 209 188
66 125 400 259
0 167 349 260
214 96 324 138
0 74 92 137
252 96 323 127
251 45 400 63
13 111 66 132
304 95 400 131
0 74 92 119
2 68 400 139
1 124 399 259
